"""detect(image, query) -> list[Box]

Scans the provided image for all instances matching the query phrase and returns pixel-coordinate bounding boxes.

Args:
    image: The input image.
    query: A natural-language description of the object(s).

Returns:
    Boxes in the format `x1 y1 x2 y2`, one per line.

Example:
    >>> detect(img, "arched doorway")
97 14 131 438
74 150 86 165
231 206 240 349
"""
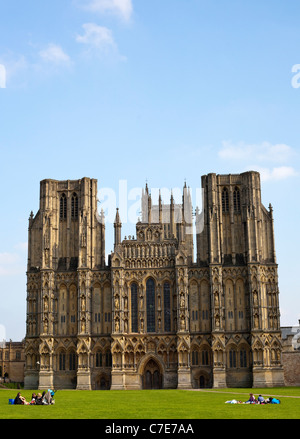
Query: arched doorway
95 374 110 390
193 370 212 389
143 359 162 389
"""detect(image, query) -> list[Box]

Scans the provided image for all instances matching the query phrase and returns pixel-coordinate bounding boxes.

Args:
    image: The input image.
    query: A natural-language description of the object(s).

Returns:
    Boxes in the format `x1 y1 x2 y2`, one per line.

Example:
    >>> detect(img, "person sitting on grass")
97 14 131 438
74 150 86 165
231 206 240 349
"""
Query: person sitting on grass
30 393 37 405
257 395 265 404
43 390 55 405
246 393 256 404
14 392 30 405
35 392 45 405
33 390 55 405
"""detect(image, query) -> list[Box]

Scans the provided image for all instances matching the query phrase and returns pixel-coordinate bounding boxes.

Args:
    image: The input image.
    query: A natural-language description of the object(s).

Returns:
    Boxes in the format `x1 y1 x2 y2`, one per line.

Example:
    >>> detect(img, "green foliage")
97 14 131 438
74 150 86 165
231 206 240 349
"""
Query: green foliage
1 382 24 390
1 388 300 419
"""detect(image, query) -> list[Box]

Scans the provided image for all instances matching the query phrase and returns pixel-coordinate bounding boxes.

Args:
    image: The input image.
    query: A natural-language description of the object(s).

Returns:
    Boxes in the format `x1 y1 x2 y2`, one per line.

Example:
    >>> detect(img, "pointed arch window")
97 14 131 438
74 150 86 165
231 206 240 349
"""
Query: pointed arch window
69 351 76 371
192 350 199 365
202 350 209 365
233 186 241 212
146 278 155 333
59 351 66 370
96 351 103 367
164 282 171 332
71 193 78 219
240 349 247 368
131 283 138 333
222 187 229 213
60 193 67 219
229 349 237 368
105 350 112 367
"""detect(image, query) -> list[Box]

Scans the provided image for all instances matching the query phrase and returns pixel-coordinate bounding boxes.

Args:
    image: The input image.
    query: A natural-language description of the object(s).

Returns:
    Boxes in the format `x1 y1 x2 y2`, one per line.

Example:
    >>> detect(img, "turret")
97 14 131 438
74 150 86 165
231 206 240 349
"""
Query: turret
114 208 122 247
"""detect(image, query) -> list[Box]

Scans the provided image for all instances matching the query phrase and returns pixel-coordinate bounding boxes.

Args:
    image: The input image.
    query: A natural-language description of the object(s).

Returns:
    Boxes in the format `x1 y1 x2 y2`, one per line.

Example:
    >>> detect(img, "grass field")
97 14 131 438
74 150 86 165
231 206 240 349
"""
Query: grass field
1 387 300 419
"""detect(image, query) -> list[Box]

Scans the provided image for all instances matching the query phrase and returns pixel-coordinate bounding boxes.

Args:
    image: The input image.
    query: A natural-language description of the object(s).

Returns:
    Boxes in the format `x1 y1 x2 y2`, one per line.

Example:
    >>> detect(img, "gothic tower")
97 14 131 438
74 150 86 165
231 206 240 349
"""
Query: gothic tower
24 178 109 390
195 172 283 387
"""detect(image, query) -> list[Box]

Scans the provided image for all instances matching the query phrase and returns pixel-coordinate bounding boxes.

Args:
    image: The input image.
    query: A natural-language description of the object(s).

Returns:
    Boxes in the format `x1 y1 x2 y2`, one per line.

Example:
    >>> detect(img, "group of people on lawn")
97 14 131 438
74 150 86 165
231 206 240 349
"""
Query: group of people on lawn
14 390 55 405
226 393 281 404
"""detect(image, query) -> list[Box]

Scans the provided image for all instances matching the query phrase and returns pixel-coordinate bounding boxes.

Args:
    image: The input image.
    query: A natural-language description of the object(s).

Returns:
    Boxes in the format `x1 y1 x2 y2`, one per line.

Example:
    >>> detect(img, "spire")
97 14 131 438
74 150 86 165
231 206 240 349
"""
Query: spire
114 207 121 225
269 203 273 215
159 189 162 223
114 208 122 247
170 189 174 237
170 189 174 205
148 190 152 224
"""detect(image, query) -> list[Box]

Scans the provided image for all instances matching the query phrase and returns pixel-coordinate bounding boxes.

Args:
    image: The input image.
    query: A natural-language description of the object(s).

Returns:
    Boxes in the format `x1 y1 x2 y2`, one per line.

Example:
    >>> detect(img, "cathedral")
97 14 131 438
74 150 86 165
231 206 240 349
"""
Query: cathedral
24 171 285 390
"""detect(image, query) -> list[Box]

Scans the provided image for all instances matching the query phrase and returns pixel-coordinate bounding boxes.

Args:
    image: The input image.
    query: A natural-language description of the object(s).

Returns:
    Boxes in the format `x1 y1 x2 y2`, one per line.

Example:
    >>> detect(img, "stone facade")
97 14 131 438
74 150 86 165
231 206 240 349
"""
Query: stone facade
24 172 285 390
281 324 300 386
0 341 25 383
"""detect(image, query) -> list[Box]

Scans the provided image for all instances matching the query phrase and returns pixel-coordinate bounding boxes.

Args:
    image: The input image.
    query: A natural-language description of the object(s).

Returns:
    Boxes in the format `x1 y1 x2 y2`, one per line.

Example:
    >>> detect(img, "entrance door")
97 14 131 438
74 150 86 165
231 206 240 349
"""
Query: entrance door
143 359 162 389
199 375 205 388
100 378 107 390
95 375 110 390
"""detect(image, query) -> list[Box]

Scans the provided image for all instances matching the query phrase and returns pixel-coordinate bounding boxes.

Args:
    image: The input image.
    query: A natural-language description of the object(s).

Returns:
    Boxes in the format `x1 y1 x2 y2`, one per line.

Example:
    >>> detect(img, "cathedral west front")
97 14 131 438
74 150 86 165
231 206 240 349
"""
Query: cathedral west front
24 171 285 390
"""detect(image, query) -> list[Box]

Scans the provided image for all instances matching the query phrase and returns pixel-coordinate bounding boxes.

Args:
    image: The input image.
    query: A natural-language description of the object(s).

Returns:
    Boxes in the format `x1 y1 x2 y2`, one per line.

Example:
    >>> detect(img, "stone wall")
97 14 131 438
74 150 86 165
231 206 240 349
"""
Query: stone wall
281 326 300 386
0 342 25 383
282 352 300 386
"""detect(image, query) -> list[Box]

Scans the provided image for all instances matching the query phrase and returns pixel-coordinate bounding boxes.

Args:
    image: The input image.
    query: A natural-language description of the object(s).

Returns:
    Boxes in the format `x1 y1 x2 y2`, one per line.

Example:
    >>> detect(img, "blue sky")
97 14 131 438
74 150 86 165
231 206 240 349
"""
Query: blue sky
0 0 300 341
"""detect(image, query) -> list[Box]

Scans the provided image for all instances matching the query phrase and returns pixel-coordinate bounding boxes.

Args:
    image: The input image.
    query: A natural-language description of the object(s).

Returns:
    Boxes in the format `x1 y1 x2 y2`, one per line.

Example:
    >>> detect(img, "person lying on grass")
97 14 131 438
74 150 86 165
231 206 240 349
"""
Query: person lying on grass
225 394 281 405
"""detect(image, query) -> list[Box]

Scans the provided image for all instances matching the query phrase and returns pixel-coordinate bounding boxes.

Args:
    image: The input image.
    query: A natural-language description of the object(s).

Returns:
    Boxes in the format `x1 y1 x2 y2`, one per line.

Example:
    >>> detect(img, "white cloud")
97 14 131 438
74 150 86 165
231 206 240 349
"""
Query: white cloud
83 0 133 22
251 166 298 182
39 44 71 65
76 23 116 50
0 45 71 87
218 140 298 182
76 23 126 61
0 53 28 86
219 140 295 164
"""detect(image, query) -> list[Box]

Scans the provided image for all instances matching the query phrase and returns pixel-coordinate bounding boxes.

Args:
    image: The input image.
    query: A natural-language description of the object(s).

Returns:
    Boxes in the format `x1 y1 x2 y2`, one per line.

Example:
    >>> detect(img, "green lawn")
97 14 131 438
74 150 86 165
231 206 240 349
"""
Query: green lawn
1 387 300 419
